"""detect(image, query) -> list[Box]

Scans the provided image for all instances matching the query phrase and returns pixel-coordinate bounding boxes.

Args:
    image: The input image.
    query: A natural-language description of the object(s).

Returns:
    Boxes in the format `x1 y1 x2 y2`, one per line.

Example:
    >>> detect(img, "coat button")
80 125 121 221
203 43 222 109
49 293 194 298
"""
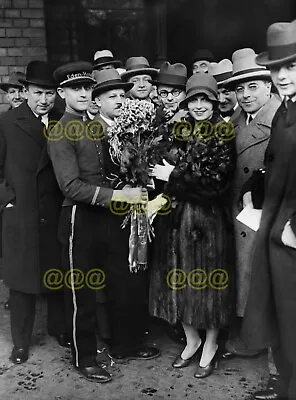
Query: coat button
240 231 247 237
244 167 249 173
40 218 47 225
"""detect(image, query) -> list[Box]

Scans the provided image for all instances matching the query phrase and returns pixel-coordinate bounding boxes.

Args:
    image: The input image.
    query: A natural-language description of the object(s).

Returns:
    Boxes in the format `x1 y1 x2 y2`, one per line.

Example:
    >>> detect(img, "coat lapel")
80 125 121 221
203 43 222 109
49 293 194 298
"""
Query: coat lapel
15 102 46 148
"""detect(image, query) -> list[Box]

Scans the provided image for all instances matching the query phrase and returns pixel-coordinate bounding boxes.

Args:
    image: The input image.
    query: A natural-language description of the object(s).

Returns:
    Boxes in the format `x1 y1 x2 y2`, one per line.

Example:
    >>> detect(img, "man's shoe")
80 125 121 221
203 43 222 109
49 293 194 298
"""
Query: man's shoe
10 347 28 364
49 332 71 348
110 346 160 362
222 348 265 360
4 299 10 310
76 365 112 383
253 388 283 399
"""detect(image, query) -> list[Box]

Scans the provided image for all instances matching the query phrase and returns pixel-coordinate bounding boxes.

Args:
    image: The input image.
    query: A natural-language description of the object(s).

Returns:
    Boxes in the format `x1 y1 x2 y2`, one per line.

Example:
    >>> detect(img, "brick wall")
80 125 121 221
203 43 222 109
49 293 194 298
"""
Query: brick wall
0 0 47 113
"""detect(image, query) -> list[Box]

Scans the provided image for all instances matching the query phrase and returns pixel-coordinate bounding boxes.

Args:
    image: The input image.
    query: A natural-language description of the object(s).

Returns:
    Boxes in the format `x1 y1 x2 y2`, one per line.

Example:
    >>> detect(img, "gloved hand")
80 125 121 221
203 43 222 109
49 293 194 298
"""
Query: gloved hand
151 159 175 182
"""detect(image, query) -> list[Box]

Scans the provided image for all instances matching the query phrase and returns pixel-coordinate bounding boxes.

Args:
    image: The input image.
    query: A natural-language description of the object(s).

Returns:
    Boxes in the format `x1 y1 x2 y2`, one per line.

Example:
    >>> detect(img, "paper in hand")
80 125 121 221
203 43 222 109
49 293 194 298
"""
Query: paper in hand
236 204 262 232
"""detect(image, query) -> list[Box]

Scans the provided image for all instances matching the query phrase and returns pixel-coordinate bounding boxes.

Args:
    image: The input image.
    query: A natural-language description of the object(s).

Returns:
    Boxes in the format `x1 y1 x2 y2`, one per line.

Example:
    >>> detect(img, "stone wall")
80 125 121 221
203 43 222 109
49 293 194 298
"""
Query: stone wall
0 0 47 112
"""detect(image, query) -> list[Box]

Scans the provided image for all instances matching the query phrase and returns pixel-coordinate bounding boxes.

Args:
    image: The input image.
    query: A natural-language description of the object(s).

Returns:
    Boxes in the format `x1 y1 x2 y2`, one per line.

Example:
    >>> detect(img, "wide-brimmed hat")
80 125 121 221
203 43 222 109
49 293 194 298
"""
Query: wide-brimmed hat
20 61 57 88
92 69 133 99
225 48 271 89
180 73 218 108
256 20 296 66
93 49 122 70
121 57 158 81
210 59 233 87
54 61 96 87
150 61 187 89
0 71 25 92
192 49 215 65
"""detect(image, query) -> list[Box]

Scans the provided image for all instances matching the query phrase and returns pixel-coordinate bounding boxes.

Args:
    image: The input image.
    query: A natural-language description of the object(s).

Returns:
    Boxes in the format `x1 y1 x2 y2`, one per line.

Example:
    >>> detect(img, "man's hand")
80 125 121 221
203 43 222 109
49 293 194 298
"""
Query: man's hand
281 220 296 249
151 159 175 182
242 191 254 209
111 187 148 204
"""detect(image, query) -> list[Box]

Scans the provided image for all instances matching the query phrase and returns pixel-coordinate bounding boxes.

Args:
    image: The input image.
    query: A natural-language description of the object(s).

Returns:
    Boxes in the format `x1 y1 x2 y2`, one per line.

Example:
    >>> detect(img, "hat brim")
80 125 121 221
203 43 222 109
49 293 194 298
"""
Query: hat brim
224 71 271 90
59 77 96 88
93 60 122 69
121 68 158 81
179 88 217 109
19 79 58 88
256 51 296 67
0 83 23 92
92 82 133 100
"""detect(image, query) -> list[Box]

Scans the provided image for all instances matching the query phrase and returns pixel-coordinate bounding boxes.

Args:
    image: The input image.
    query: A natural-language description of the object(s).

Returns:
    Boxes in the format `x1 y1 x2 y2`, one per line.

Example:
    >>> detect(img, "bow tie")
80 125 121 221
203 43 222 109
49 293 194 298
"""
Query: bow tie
220 108 235 118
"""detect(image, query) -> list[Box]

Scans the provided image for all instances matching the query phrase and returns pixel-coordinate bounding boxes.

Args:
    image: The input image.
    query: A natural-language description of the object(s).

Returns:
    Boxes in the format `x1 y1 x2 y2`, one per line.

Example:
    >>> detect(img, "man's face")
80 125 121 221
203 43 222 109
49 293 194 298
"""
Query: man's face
25 84 56 115
192 60 210 74
128 74 152 100
95 88 125 120
88 100 100 116
57 85 92 113
270 60 296 98
158 84 186 111
235 80 271 114
218 87 237 113
6 86 25 108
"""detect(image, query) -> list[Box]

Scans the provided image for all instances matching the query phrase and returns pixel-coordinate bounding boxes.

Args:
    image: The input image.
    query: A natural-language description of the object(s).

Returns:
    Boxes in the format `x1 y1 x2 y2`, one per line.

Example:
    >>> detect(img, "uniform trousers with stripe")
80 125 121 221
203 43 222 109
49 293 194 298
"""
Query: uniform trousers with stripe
59 203 148 368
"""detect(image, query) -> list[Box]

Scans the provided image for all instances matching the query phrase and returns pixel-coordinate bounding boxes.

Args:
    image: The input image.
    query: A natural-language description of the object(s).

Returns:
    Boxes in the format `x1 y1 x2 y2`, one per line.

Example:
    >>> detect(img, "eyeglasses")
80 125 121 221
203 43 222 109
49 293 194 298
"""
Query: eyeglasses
158 88 182 98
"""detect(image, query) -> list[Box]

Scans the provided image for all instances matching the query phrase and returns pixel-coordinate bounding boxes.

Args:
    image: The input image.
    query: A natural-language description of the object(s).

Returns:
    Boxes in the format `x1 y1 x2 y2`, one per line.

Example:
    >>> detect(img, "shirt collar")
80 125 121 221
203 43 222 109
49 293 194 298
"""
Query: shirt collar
100 114 115 126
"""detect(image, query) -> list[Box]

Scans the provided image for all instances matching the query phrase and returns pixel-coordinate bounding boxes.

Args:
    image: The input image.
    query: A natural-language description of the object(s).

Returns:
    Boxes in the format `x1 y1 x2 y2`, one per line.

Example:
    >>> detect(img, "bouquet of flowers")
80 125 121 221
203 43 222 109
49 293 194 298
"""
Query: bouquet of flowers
108 98 164 272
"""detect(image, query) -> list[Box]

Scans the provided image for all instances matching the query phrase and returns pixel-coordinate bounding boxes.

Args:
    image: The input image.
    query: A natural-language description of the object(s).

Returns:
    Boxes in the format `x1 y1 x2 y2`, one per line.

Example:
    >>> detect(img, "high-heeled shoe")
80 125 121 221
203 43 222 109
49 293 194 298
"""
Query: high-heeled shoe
172 340 202 368
194 346 220 378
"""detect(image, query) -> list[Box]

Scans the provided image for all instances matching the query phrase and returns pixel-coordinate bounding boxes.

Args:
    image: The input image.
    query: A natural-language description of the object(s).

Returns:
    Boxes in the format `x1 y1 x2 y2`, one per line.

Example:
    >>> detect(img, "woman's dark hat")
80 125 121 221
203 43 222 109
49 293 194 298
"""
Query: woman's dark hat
0 71 25 92
93 50 122 70
256 20 296 66
180 73 218 109
192 49 215 64
121 57 158 81
92 69 133 99
54 61 96 87
150 61 187 89
19 61 57 88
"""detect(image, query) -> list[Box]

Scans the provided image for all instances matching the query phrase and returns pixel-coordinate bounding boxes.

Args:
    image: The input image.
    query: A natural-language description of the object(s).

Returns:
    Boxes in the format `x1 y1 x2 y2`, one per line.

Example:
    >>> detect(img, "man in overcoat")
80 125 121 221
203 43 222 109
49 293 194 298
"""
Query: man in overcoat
242 20 296 400
0 61 66 364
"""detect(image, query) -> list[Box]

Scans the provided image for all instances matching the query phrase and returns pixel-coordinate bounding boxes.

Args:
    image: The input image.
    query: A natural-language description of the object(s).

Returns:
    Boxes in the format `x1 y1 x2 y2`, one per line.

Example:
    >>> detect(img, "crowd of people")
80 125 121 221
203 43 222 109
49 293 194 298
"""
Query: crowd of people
0 18 296 400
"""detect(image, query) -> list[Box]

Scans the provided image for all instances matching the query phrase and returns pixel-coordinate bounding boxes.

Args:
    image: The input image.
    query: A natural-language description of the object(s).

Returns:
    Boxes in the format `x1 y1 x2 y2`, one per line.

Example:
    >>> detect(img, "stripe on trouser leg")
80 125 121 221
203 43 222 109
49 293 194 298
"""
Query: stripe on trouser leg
69 205 79 367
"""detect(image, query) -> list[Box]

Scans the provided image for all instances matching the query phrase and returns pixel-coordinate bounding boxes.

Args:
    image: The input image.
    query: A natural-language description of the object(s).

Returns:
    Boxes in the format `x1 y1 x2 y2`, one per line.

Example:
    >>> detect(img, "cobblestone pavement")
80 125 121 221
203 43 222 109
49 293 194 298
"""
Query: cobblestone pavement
0 281 268 400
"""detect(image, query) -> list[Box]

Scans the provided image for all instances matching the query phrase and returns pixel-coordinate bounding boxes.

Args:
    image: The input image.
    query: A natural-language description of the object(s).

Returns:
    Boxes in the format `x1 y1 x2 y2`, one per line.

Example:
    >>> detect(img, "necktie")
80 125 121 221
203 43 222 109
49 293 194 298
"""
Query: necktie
38 115 47 139
247 114 253 125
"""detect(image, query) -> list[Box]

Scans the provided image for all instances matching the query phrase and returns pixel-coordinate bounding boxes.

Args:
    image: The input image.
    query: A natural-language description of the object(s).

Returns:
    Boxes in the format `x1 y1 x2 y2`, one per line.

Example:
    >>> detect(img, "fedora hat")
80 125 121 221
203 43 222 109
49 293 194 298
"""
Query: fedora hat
150 61 187 89
54 61 96 87
20 61 57 88
0 71 25 92
210 59 233 87
225 48 270 89
256 20 296 66
92 69 133 99
192 49 215 64
180 73 218 109
121 56 158 81
93 49 122 70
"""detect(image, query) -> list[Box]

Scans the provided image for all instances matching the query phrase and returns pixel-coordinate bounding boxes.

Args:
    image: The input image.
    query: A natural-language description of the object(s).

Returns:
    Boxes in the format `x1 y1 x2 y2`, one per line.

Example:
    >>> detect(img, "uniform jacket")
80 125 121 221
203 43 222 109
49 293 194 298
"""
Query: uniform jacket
0 101 63 294
242 99 296 364
231 94 281 316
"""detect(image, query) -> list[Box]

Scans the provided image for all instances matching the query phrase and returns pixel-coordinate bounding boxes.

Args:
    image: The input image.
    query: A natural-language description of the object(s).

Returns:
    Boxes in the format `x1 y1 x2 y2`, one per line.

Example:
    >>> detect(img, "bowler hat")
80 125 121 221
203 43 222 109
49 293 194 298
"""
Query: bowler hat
121 57 158 81
192 49 215 64
0 71 25 92
54 61 96 87
150 61 187 89
92 69 133 99
20 61 57 88
256 20 296 66
210 59 233 87
225 48 270 89
93 49 122 70
180 73 218 109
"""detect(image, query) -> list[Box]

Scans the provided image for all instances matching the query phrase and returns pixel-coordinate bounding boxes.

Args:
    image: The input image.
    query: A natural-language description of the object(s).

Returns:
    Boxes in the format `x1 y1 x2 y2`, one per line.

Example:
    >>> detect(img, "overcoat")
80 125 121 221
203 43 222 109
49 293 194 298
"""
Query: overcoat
231 94 281 316
0 101 63 294
242 100 296 368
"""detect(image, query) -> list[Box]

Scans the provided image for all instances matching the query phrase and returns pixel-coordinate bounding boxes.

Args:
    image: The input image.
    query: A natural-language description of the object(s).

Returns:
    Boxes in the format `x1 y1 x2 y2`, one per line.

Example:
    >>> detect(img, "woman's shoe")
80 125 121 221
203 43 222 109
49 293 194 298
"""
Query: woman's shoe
194 346 220 378
172 340 202 368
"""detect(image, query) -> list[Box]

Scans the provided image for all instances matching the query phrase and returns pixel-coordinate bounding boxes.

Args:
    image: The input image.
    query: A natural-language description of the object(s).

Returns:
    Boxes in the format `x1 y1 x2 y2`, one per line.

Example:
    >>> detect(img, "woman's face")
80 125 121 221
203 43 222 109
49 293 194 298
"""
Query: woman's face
187 94 214 120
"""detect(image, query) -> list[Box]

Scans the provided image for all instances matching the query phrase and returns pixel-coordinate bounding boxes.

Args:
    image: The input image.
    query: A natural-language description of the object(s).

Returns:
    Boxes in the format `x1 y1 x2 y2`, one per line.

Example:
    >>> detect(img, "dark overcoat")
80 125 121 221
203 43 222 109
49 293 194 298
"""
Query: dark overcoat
242 100 296 366
0 102 63 294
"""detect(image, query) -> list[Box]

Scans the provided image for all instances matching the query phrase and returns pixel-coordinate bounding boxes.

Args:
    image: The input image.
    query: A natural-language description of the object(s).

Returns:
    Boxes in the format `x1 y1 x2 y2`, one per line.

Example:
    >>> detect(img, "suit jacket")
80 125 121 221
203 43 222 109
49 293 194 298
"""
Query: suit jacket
0 101 63 293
